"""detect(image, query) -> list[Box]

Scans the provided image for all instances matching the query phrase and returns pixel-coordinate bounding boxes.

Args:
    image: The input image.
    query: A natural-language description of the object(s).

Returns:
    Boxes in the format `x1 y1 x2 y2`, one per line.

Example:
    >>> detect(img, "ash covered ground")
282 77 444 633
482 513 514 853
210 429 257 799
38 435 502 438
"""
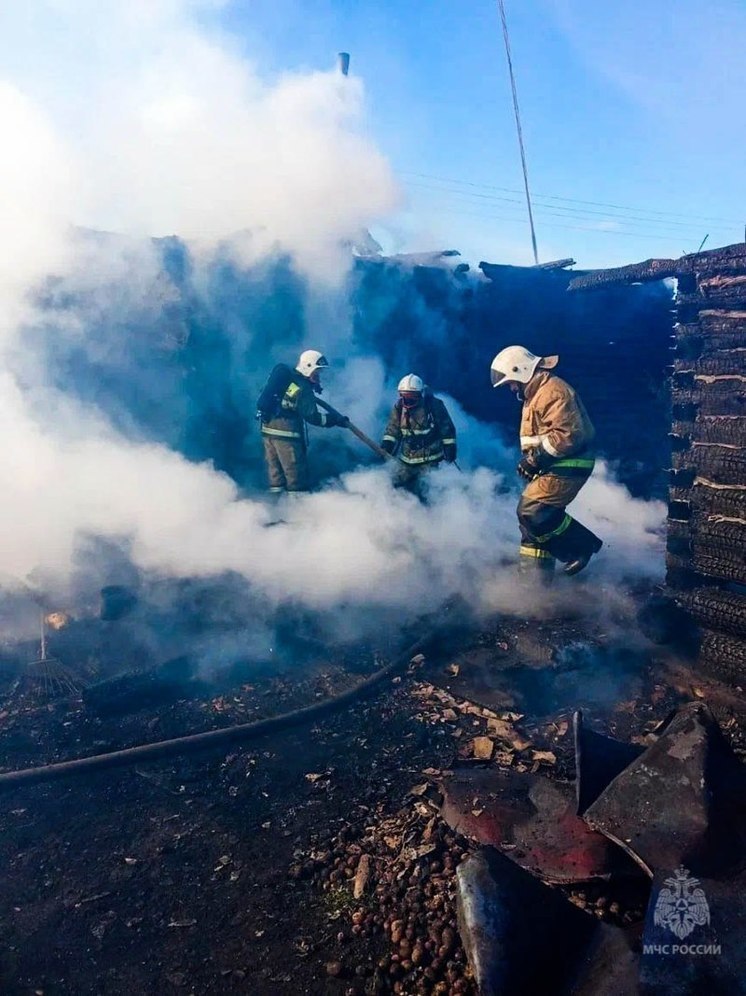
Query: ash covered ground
2 583 744 996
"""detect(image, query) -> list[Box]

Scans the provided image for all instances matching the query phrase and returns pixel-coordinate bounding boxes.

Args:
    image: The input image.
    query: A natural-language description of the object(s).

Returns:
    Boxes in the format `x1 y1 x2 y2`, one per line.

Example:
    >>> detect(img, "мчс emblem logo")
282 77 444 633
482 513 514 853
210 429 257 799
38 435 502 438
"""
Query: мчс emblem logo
653 867 711 940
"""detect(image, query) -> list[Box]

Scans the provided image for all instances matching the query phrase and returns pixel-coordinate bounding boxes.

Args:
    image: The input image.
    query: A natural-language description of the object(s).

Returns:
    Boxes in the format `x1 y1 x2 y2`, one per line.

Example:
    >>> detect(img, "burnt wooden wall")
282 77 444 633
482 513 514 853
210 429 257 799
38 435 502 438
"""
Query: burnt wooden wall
570 243 746 681
666 245 746 680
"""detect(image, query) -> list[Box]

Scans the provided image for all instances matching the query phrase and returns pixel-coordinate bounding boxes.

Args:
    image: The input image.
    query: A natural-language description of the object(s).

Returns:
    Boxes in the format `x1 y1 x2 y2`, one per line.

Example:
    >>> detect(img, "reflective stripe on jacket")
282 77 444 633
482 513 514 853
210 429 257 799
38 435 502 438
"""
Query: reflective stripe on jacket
519 372 595 470
382 396 456 466
261 374 330 440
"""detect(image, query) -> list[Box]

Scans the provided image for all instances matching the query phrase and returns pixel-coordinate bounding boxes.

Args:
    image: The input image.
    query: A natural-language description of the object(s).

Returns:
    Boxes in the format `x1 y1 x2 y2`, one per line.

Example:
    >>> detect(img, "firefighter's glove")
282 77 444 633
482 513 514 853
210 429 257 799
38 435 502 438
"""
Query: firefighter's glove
328 411 350 428
444 443 457 463
380 438 396 455
517 455 539 480
517 447 555 480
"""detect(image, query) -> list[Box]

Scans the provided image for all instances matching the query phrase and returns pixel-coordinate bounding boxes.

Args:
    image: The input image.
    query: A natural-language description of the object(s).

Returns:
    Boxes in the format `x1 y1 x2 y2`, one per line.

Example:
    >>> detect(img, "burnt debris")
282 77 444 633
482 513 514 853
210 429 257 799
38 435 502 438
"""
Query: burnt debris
439 766 642 884
449 702 746 995
572 710 645 817
586 702 746 995
456 848 639 996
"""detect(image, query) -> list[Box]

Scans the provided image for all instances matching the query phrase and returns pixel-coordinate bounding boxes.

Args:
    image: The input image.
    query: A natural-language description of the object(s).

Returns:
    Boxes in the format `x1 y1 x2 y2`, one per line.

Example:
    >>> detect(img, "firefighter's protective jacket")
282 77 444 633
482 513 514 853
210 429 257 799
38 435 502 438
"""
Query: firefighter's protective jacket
261 373 331 442
519 371 595 472
382 395 456 465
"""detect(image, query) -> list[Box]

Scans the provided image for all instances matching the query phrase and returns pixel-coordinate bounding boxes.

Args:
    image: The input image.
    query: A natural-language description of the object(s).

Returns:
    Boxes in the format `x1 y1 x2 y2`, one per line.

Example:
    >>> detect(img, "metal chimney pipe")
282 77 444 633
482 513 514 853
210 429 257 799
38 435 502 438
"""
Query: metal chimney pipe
337 52 350 76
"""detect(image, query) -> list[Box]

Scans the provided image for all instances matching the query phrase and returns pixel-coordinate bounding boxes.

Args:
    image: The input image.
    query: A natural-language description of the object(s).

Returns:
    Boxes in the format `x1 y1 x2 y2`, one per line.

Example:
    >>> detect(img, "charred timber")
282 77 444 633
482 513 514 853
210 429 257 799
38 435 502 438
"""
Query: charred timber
533 257 576 270
667 530 746 585
671 379 746 418
669 481 746 527
699 308 746 328
679 587 746 640
688 513 746 551
569 242 746 291
675 330 746 359
672 444 746 487
690 544 746 586
666 551 698 591
675 341 746 368
677 288 746 311
674 353 746 378
698 627 746 681
690 481 746 518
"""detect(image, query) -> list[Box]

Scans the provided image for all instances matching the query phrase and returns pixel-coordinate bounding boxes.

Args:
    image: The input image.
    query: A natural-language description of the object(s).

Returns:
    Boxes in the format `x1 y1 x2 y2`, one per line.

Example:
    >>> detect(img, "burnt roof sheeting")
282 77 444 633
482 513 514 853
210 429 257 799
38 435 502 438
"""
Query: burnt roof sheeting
456 847 639 996
583 703 746 876
582 703 746 993
573 710 645 817
438 767 642 884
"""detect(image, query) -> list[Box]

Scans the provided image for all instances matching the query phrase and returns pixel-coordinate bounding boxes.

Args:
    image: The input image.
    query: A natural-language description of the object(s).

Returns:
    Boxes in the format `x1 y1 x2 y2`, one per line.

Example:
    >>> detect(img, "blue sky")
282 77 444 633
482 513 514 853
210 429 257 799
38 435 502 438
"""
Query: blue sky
213 0 745 268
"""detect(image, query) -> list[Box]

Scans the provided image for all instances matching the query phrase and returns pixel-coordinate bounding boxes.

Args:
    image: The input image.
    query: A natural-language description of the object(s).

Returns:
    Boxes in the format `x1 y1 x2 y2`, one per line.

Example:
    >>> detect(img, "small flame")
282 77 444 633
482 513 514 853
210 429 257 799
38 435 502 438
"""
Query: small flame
45 612 70 631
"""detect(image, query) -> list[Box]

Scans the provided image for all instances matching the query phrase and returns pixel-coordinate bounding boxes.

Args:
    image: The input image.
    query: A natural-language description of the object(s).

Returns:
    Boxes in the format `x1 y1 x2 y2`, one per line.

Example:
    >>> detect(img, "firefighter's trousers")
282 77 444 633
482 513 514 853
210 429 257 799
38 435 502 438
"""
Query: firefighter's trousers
393 459 441 499
517 472 602 571
263 436 309 493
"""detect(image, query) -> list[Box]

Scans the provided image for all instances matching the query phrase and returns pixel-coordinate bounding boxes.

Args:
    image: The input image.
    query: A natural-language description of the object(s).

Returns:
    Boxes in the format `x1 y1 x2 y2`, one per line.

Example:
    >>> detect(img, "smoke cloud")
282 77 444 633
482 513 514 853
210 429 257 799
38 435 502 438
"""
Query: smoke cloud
0 0 397 280
0 2 665 671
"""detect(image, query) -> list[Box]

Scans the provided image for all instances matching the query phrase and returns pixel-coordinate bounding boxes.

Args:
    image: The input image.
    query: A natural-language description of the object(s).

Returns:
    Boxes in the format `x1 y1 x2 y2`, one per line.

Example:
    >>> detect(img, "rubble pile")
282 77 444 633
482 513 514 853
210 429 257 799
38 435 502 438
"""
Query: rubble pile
2 611 745 994
451 702 746 995
288 660 668 994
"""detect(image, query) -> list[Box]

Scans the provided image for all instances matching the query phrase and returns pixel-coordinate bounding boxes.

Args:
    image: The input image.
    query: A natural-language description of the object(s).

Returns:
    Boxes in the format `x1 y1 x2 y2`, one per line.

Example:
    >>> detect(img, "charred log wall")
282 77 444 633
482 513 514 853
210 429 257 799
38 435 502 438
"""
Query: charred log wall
354 260 674 497
665 245 746 681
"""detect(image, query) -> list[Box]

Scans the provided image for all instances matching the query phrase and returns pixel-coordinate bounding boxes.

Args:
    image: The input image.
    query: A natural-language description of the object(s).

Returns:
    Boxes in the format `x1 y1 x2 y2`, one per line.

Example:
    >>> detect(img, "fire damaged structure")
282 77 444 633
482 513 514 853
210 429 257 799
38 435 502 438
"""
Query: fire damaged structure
3 241 745 996
571 243 746 681
36 231 675 500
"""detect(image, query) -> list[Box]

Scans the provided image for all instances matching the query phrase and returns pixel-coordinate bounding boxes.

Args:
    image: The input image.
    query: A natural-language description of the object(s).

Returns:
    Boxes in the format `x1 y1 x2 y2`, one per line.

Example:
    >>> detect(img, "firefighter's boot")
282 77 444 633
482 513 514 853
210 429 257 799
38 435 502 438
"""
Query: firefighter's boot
544 518 603 576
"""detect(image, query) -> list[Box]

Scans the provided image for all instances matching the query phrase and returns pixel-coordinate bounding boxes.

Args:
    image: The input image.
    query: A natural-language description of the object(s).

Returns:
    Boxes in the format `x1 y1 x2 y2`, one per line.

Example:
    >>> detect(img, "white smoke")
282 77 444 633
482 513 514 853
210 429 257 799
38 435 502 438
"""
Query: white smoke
0 374 664 620
0 83 76 342
0 2 666 655
0 0 397 281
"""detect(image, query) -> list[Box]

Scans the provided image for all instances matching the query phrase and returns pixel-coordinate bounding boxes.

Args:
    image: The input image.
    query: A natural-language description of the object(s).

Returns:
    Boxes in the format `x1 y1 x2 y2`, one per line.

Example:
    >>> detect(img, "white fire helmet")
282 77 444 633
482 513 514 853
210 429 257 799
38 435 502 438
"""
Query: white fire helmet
490 345 558 387
296 349 329 378
397 373 424 393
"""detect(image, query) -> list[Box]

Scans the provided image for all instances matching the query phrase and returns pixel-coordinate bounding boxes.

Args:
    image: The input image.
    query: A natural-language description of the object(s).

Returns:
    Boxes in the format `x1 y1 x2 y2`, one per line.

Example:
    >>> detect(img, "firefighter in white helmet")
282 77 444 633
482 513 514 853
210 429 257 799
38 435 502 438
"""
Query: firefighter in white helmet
380 374 457 494
256 350 349 493
490 345 602 576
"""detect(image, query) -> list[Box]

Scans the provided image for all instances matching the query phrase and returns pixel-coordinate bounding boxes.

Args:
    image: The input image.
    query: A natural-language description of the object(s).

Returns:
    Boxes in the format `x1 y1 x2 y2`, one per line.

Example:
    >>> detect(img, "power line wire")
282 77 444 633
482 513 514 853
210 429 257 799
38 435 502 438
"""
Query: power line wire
425 202 719 245
404 179 737 237
406 179 733 233
400 169 735 226
496 0 539 264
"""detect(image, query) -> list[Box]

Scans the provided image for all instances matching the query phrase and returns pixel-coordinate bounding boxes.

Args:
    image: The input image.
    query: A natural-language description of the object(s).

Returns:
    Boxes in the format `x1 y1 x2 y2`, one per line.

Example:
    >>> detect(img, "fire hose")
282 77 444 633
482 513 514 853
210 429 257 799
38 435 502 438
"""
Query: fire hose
0 634 433 792
316 398 394 461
